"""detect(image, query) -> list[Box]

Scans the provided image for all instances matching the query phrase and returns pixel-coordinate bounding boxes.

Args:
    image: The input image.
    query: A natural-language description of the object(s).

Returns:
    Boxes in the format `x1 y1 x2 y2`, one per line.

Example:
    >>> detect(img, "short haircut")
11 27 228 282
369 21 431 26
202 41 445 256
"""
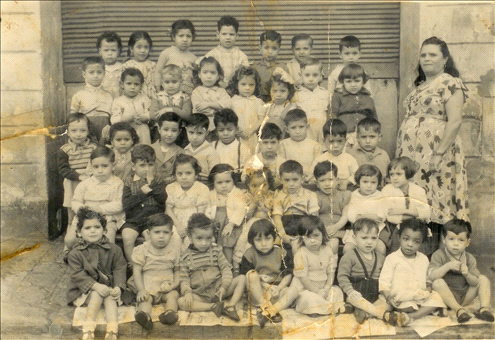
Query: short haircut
185 113 209 131
82 56 105 71
171 19 196 40
90 146 115 163
109 122 139 145
355 164 382 186
300 57 322 72
208 163 235 185
217 15 239 33
357 117 381 134
279 160 303 177
196 57 224 86
247 219 277 245
157 111 182 128
387 156 417 180
187 213 215 234
291 33 313 48
314 161 338 180
284 108 307 125
442 218 472 238
131 144 156 164
323 118 347 138
298 215 329 245
66 112 90 129
339 35 361 52
352 218 379 235
121 67 144 84
214 108 238 128
161 64 182 79
398 218 428 242
76 207 107 231
260 30 282 46
146 213 173 231
173 153 201 176
338 63 369 84
96 31 122 52
260 122 282 140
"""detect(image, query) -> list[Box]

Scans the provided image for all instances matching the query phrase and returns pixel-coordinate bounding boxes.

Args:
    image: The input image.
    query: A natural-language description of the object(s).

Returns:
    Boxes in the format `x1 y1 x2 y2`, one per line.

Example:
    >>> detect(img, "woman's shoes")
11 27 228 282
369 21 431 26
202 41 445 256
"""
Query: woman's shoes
456 308 471 323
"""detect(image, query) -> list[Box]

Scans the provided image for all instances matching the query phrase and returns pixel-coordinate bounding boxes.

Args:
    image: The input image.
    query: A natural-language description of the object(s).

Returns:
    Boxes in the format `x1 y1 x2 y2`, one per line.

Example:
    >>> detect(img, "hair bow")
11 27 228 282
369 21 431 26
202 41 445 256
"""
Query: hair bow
273 67 294 84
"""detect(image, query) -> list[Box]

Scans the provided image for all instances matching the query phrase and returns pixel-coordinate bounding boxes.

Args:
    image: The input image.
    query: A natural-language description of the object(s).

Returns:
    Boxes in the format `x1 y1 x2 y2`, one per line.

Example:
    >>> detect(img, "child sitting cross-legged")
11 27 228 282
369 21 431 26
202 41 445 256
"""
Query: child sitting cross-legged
272 160 319 254
379 218 446 327
278 108 322 179
313 161 351 255
337 218 394 325
178 213 246 321
121 144 167 264
67 207 127 340
429 219 494 323
184 113 220 183
240 219 293 326
129 214 181 331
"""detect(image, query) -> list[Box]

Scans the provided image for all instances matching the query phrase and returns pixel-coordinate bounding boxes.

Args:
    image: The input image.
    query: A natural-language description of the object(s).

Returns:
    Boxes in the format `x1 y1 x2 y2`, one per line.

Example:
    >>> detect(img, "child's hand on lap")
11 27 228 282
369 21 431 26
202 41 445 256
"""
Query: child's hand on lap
413 289 430 300
92 283 111 297
460 263 469 275
268 285 280 299
110 287 121 300
160 282 173 293
318 289 328 299
447 260 462 272
137 289 150 302
216 287 227 302
349 290 362 301
183 293 194 308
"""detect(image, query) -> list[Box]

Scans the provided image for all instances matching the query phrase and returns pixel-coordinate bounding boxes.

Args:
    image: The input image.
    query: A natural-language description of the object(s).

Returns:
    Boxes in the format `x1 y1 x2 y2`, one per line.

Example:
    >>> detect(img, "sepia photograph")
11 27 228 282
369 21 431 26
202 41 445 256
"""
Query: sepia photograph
1 1 494 339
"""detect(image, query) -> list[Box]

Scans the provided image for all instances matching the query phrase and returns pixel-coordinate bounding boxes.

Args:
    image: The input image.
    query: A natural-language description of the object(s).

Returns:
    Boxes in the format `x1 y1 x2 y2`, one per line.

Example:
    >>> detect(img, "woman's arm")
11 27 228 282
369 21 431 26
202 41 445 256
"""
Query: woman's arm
430 89 464 171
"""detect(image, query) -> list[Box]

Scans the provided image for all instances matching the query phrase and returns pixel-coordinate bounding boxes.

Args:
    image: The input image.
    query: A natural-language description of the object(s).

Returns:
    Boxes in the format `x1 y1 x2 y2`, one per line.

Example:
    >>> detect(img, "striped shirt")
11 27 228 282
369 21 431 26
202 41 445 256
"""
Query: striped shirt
180 244 232 295
57 139 98 181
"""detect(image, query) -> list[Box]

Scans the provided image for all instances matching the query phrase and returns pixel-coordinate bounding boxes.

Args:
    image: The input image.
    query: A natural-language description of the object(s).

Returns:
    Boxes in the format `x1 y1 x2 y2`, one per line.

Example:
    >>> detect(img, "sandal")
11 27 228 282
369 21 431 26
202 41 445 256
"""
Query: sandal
456 308 471 323
383 311 398 326
354 308 367 324
159 310 179 325
222 305 240 321
135 310 153 331
397 312 411 327
474 307 494 322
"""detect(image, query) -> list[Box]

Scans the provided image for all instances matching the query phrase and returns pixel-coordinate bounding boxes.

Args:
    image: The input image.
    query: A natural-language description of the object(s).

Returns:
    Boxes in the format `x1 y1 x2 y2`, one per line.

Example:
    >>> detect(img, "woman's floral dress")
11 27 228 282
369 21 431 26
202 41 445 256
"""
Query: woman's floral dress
397 73 469 224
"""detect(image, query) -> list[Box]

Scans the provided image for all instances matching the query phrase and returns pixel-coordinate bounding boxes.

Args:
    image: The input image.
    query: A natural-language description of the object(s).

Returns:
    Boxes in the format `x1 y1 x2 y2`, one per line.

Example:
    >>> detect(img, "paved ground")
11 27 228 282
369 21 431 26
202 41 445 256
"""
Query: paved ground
2 235 495 340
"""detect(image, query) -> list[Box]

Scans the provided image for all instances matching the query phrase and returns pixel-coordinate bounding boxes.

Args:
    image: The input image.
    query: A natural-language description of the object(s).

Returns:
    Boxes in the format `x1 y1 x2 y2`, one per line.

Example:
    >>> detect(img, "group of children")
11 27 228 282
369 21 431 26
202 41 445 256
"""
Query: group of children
59 15 494 340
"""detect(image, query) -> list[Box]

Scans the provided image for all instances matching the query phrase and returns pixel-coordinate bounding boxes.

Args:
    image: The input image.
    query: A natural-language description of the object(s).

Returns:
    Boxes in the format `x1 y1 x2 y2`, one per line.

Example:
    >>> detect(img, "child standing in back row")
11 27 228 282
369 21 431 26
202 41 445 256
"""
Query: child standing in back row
286 34 313 89
97 31 123 98
328 35 371 103
154 20 197 95
204 16 249 88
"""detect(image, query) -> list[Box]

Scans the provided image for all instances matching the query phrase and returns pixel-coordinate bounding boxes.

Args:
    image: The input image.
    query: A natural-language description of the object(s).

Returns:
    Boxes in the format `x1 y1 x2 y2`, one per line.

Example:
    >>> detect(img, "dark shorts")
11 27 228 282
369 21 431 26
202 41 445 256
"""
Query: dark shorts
444 271 470 304
121 221 146 235
380 223 400 254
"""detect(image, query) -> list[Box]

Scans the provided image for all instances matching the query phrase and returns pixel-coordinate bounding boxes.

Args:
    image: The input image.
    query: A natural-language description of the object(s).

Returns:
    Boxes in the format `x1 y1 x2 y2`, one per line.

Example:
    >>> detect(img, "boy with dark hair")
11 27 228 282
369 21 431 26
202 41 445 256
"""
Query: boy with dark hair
254 30 288 102
286 33 313 88
309 119 359 188
204 15 249 88
328 35 371 102
97 31 123 98
348 117 390 184
121 144 167 264
184 113 220 182
429 219 494 323
70 56 113 141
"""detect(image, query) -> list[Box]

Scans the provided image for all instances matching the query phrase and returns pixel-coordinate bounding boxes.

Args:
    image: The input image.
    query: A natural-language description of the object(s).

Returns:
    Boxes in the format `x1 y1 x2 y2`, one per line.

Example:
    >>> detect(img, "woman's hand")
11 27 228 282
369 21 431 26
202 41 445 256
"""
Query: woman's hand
429 154 443 172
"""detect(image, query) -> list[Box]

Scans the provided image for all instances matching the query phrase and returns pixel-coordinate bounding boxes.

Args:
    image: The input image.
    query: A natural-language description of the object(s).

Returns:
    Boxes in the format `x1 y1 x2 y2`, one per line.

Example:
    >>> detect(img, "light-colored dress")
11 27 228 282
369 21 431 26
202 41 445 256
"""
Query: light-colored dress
397 73 468 224
155 46 196 94
122 59 157 99
110 94 151 145
165 181 210 231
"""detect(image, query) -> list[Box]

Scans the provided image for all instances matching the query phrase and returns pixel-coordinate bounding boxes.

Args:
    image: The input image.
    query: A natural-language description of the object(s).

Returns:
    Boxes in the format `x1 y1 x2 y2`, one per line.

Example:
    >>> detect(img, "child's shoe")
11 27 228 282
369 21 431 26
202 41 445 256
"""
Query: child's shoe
135 310 153 331
397 312 411 327
159 310 179 325
104 331 118 340
257 310 270 329
353 308 367 324
222 305 240 321
339 303 354 314
211 301 224 318
474 307 494 322
382 311 398 326
456 308 471 323
81 331 94 340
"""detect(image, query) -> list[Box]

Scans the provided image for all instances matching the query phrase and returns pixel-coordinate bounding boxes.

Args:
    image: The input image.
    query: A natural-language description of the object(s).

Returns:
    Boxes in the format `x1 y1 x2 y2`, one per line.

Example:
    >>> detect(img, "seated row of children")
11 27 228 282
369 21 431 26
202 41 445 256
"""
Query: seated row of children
73 16 375 148
69 205 494 340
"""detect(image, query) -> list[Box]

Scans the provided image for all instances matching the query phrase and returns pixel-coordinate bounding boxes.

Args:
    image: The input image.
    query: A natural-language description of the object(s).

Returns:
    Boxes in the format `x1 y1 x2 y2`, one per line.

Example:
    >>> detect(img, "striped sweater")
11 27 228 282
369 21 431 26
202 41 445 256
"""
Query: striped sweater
57 139 98 181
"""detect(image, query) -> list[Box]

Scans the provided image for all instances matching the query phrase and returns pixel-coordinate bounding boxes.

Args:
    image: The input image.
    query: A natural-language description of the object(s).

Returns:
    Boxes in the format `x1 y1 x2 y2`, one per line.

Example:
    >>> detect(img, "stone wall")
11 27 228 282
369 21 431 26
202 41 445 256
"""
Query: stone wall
1 1 65 241
400 2 495 253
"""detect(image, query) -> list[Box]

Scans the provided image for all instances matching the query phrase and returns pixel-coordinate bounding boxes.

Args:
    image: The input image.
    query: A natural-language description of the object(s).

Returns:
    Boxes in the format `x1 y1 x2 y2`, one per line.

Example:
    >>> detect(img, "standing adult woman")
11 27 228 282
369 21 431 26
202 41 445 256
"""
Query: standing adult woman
396 37 469 251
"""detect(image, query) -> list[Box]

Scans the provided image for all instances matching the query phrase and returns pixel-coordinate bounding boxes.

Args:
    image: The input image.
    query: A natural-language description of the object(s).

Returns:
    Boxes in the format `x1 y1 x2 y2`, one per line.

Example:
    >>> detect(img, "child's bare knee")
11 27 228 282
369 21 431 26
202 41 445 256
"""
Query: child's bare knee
246 270 259 283
177 297 188 310
432 278 447 290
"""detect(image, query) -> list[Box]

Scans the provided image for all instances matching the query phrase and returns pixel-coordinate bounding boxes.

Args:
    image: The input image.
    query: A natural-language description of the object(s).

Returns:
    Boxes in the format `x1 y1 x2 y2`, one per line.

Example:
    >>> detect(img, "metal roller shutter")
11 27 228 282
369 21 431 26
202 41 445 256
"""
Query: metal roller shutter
61 1 400 83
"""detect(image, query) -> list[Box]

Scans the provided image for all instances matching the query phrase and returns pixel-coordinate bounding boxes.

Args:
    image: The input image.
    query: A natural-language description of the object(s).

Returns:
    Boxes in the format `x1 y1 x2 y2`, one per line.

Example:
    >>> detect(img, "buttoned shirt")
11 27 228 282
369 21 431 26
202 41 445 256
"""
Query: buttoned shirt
70 84 113 116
